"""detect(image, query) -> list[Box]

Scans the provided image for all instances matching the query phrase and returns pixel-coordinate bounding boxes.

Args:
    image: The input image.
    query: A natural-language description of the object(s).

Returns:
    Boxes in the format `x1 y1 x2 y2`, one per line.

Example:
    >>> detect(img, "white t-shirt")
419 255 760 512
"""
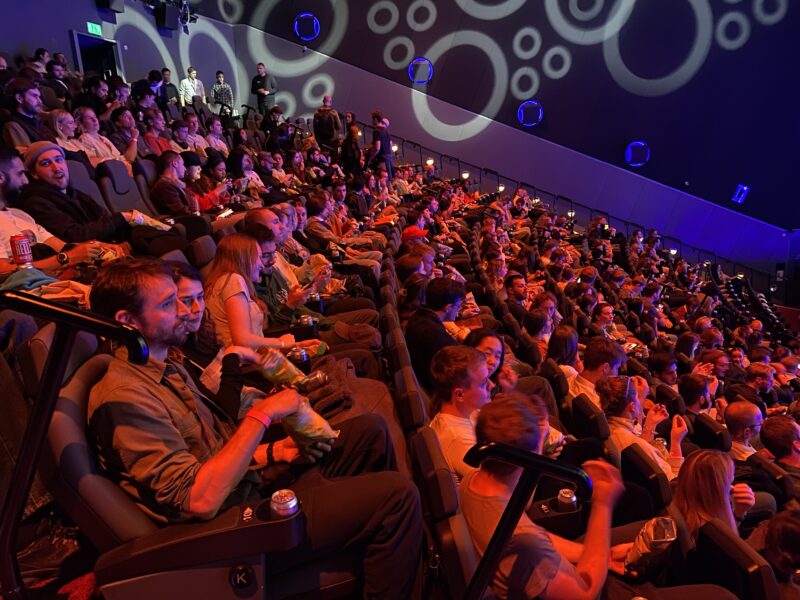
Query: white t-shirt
0 208 53 260
429 411 478 482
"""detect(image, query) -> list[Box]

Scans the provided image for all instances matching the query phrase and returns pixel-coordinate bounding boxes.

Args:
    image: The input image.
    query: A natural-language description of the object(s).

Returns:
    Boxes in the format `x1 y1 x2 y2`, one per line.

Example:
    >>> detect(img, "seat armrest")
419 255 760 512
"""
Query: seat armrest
95 500 305 585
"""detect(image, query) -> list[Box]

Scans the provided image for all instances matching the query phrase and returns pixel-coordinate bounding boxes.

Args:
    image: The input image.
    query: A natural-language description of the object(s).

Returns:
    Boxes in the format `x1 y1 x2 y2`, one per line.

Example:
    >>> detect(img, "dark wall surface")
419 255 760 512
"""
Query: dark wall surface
197 0 800 230
0 0 792 276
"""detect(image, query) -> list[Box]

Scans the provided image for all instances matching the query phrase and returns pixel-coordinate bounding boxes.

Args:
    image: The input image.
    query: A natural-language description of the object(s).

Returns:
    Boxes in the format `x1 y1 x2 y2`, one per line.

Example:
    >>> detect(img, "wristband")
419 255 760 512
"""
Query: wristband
245 408 271 429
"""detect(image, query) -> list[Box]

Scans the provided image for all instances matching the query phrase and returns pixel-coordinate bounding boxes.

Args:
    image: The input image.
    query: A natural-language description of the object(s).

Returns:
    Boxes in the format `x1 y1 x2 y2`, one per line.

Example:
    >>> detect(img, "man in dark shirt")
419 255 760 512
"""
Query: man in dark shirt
313 95 342 153
159 67 180 110
760 415 800 497
367 111 394 178
74 76 117 121
505 272 530 324
42 60 71 105
405 277 464 390
2 78 54 154
260 106 284 152
250 62 278 115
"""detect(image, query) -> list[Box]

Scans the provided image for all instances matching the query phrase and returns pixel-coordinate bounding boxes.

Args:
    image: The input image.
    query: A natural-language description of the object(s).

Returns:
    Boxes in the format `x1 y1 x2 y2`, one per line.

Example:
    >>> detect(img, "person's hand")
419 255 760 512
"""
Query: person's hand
714 397 728 422
707 374 720 397
608 542 633 575
253 388 302 420
286 283 311 308
278 333 295 350
296 339 324 356
432 267 444 279
644 403 669 431
223 345 262 365
670 415 689 450
498 365 518 392
767 405 789 416
692 362 714 377
582 460 625 508
730 483 756 520
66 241 103 263
130 127 139 141
631 375 649 401
274 436 332 464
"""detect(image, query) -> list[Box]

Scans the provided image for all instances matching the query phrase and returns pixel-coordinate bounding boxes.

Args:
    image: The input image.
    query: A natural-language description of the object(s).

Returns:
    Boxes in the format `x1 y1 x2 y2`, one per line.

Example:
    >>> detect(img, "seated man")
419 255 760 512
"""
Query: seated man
20 142 184 257
726 400 763 462
405 277 464 390
760 415 800 487
87 259 422 598
565 337 626 411
149 151 213 240
0 148 115 275
429 345 494 480
460 393 627 600
2 78 54 154
505 272 530 324
726 362 784 417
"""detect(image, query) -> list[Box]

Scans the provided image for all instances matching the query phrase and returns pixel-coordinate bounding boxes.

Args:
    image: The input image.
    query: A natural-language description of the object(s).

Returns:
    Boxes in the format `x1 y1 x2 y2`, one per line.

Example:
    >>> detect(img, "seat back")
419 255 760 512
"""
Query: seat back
408 427 478 600
692 413 732 451
691 518 780 600
67 159 110 212
656 384 686 416
185 235 216 268
620 443 672 510
17 322 99 399
570 393 610 440
97 160 153 215
132 159 160 214
538 358 568 402
386 327 411 373
393 365 428 431
379 304 400 339
39 355 159 552
748 452 797 502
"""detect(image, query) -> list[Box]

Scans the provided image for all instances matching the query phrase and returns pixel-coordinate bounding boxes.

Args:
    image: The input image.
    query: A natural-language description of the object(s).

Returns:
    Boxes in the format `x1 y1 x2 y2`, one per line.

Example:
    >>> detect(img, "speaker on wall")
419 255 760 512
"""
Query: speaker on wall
96 0 125 12
155 3 180 30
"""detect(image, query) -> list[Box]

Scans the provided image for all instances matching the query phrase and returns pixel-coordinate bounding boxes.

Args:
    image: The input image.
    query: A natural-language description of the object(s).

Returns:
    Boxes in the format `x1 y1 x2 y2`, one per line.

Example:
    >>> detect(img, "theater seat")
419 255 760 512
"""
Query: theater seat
40 355 355 599
185 235 216 269
67 160 109 212
691 413 732 451
570 393 610 440
16 322 98 399
620 443 672 511
393 365 428 431
690 518 779 600
386 327 411 373
408 427 479 600
97 160 157 216
132 159 160 212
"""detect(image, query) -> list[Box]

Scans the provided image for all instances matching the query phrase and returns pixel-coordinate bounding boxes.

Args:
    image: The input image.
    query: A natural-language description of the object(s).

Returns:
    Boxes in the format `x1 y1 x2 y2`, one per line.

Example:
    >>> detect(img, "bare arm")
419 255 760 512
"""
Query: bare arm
223 292 284 350
188 388 301 519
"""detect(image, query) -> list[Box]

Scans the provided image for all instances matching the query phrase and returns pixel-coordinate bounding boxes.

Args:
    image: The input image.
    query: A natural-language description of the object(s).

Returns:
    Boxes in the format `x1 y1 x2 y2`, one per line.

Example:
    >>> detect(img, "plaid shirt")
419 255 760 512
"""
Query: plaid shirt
210 82 234 109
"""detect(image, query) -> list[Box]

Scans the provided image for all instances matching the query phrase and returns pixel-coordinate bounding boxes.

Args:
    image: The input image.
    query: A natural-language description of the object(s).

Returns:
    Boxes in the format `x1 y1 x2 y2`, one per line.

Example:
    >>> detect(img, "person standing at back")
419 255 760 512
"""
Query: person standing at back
251 63 278 115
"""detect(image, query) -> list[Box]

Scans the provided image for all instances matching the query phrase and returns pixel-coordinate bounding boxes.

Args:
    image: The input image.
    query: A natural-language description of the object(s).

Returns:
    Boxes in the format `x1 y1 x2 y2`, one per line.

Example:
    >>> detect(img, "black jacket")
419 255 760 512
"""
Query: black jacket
22 179 127 243
405 307 458 391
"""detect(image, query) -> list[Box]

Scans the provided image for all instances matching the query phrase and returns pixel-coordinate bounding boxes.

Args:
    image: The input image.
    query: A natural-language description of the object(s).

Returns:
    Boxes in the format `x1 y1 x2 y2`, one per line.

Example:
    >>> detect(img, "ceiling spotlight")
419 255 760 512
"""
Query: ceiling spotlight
461 171 470 180
498 184 505 192
426 158 434 167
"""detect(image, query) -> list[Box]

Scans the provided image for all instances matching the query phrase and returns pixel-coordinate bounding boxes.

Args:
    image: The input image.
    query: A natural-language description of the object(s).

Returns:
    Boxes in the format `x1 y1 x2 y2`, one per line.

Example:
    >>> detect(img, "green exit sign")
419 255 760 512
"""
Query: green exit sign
87 21 103 36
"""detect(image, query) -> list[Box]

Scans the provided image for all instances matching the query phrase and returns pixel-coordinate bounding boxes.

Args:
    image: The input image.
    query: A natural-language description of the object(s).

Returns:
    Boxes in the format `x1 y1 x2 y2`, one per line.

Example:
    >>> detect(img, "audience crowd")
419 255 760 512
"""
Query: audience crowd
1 47 799 599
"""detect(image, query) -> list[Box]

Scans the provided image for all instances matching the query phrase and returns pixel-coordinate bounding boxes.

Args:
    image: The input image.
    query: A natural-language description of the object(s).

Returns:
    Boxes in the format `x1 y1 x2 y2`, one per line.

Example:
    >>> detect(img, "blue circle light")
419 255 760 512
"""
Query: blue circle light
625 141 651 168
293 12 321 42
408 57 434 84
517 100 544 127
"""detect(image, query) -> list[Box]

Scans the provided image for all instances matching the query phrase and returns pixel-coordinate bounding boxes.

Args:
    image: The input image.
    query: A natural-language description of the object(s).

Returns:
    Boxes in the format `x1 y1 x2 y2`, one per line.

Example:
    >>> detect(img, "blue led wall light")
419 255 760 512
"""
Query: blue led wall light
294 12 321 42
625 141 651 168
732 184 750 204
517 100 544 127
408 57 434 84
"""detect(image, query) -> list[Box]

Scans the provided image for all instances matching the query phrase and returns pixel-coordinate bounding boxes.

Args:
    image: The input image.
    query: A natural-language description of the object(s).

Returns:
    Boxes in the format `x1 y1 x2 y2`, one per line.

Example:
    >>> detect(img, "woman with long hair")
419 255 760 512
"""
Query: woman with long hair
204 233 294 351
340 123 363 177
546 324 582 379
671 449 754 540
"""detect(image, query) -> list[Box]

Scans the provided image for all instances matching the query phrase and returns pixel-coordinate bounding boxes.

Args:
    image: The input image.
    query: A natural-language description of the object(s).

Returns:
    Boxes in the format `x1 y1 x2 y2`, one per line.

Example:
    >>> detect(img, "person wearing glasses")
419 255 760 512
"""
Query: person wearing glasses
598 375 688 480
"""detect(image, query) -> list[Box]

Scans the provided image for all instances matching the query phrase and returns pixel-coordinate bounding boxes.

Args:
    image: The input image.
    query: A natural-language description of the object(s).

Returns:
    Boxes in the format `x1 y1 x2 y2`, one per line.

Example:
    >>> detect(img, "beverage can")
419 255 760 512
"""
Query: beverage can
556 488 577 512
10 234 33 268
294 370 328 393
269 489 299 519
298 314 314 326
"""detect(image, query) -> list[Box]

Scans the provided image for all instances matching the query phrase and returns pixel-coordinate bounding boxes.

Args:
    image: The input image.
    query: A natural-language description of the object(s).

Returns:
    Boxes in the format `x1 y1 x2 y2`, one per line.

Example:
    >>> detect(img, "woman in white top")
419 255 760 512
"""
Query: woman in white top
73 106 134 176
47 109 87 154
598 375 688 480
204 233 294 351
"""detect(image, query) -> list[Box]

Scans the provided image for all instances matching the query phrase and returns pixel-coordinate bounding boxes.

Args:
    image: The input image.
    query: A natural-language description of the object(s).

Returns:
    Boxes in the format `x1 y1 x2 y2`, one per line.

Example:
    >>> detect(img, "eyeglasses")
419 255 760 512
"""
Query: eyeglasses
611 375 632 399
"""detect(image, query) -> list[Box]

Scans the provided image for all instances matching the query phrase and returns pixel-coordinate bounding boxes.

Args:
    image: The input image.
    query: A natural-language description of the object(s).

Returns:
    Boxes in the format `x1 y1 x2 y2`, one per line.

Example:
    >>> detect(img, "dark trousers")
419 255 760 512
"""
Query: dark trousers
264 414 423 599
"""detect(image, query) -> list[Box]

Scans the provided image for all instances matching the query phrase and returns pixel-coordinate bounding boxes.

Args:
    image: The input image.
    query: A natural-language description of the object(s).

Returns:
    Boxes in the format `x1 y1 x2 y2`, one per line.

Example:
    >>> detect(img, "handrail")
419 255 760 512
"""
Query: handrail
353 120 774 291
0 291 148 600
462 442 592 600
